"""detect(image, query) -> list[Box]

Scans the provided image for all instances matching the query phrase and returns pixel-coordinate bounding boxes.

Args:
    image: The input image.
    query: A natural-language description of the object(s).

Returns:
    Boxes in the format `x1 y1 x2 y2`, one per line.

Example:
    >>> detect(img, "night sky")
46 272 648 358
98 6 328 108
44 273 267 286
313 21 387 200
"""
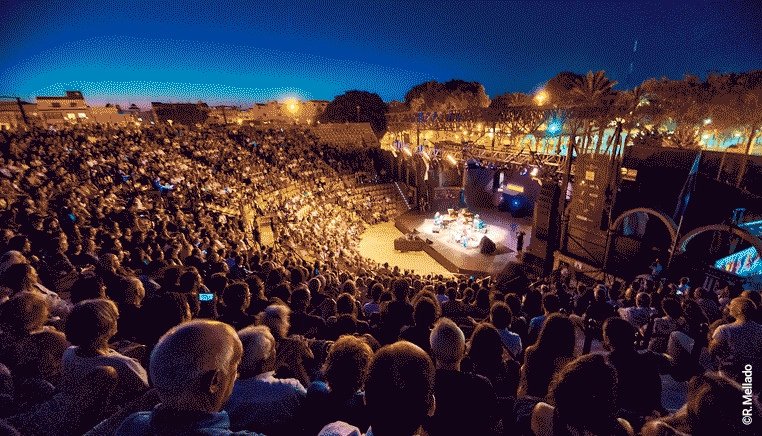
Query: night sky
1 0 760 107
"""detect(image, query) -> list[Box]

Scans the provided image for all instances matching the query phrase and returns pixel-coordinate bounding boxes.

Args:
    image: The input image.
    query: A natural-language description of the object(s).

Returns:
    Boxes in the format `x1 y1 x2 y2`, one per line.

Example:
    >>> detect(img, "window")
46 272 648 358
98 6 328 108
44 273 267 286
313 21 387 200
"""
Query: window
67 113 76 119
70 102 77 107
78 113 87 118
51 102 61 108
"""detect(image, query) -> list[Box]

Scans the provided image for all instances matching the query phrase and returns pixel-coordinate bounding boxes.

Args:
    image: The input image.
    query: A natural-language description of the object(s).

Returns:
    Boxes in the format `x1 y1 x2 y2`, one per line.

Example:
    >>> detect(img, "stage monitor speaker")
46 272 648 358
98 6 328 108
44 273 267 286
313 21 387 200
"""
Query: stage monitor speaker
478 236 496 255
426 238 434 244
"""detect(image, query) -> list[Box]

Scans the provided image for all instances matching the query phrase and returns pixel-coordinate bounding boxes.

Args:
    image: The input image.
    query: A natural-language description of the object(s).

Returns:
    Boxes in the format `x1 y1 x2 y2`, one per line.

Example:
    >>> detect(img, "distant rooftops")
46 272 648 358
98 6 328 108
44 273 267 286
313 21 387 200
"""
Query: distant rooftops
36 91 84 101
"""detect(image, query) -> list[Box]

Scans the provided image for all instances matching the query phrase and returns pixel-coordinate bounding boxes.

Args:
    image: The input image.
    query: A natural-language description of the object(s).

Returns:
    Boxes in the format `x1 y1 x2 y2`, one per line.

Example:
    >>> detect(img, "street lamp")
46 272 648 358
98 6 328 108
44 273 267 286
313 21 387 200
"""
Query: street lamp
534 90 548 106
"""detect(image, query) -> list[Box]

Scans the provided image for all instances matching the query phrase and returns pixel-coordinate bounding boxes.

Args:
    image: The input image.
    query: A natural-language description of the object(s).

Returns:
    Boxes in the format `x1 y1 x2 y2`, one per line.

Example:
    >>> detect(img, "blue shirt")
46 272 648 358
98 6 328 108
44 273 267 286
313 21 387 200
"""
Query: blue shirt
115 405 264 436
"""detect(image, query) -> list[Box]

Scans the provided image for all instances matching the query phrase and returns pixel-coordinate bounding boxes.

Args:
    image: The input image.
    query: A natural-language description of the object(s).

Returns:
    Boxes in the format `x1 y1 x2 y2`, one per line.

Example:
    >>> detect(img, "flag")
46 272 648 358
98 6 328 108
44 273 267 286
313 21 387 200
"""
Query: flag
673 152 701 222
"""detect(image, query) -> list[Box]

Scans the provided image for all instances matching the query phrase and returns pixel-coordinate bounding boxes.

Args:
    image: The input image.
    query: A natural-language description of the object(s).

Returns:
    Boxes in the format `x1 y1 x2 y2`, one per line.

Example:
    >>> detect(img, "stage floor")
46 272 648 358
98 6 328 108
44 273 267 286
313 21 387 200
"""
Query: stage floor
357 222 456 277
394 209 532 277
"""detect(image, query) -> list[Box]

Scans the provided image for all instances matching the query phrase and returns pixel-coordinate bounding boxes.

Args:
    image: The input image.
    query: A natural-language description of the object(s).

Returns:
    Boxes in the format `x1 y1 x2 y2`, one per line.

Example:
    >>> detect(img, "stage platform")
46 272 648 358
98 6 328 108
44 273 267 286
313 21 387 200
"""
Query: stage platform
394 209 532 277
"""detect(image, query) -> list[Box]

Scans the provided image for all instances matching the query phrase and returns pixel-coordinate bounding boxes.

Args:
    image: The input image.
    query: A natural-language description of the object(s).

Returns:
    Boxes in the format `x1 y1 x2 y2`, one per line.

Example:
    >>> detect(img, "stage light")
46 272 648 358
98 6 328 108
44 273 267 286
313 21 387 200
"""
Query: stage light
547 119 562 135
530 167 539 177
704 118 712 125
519 167 529 176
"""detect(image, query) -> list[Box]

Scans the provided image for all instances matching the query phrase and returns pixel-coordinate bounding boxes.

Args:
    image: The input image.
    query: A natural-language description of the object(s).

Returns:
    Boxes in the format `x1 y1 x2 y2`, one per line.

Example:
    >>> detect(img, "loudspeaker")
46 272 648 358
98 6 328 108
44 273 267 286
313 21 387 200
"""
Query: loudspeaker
426 238 434 244
478 236 496 255
568 154 612 231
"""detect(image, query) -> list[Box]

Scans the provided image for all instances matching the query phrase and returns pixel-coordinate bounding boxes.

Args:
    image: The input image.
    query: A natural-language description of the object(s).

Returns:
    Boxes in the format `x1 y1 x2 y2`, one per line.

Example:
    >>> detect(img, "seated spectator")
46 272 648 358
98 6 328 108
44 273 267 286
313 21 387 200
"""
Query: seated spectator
504 293 529 345
304 335 373 435
694 287 722 323
288 287 325 338
463 322 520 398
709 297 762 391
641 373 761 436
434 283 448 305
527 293 560 346
244 276 270 317
362 283 383 318
326 293 370 340
62 299 148 409
490 301 522 360
0 263 70 319
69 271 107 305
470 287 491 320
136 292 192 369
0 292 69 390
440 287 469 319
531 353 634 436
258 304 314 387
426 318 498 436
109 277 146 343
399 296 438 356
604 317 668 431
224 325 306 435
618 292 653 331
320 341 435 436
218 282 257 331
518 313 576 399
649 298 685 353
115 320 264 436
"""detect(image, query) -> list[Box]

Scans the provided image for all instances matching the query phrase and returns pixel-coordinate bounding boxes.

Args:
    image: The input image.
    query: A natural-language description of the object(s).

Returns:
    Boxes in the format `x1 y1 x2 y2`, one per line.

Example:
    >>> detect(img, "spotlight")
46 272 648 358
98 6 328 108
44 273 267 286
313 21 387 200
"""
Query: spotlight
519 167 529 176
530 167 539 177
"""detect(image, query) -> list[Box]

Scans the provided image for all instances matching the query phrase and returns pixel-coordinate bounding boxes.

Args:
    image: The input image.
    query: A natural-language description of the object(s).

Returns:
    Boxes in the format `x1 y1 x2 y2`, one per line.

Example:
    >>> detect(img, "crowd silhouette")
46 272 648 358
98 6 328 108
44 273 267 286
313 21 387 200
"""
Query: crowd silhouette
0 123 760 435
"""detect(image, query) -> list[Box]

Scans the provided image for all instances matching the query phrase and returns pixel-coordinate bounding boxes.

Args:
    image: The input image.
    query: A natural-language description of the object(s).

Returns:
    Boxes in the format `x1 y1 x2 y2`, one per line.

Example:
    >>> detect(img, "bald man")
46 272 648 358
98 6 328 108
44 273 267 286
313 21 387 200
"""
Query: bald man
427 318 498 436
115 320 264 435
710 297 762 392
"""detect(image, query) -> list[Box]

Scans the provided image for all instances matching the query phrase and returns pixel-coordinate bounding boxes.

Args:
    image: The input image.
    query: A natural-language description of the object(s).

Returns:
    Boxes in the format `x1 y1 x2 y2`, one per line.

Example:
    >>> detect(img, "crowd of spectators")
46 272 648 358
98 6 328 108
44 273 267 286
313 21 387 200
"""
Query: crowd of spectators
0 122 760 436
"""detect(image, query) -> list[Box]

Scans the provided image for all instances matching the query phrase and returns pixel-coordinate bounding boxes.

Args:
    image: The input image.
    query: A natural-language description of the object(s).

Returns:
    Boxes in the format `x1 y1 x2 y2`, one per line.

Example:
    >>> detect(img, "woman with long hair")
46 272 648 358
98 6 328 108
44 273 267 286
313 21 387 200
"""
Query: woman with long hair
464 322 520 398
532 354 634 436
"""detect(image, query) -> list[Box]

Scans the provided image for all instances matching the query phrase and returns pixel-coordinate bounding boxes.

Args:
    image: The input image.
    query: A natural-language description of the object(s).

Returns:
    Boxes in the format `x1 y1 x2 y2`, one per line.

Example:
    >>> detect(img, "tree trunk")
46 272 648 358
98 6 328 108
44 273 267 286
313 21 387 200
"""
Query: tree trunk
736 125 759 188
595 124 606 154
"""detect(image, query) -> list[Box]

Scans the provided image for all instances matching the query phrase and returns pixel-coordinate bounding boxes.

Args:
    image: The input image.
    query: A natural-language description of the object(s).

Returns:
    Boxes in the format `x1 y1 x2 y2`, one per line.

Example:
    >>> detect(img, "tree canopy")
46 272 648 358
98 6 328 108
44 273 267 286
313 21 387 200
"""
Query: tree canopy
318 90 388 137
404 79 490 112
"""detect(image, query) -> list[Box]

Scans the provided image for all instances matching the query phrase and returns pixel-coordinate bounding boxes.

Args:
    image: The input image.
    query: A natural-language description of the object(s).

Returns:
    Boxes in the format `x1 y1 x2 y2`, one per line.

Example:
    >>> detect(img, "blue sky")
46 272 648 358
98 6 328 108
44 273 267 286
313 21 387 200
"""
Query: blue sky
0 0 759 107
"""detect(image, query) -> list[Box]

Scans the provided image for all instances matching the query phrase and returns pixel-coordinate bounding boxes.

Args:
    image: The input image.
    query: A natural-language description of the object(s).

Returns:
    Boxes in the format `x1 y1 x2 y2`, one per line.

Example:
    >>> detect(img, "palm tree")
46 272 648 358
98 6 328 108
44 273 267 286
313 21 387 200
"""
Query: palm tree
614 85 649 150
569 71 618 154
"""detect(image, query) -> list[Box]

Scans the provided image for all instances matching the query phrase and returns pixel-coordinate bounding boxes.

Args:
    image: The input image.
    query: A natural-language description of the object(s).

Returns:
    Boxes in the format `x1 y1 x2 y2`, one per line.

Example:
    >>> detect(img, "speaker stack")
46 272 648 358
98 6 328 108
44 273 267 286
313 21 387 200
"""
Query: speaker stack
525 180 561 275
